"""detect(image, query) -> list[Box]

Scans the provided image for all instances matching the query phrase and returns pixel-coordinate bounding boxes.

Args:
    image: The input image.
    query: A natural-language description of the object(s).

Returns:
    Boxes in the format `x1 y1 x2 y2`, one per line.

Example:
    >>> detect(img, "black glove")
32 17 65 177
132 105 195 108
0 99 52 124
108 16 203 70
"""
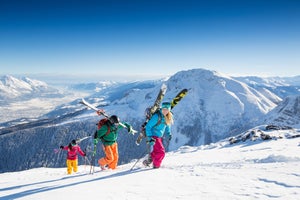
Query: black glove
60 145 64 149
169 135 172 141
83 152 86 157
147 137 156 146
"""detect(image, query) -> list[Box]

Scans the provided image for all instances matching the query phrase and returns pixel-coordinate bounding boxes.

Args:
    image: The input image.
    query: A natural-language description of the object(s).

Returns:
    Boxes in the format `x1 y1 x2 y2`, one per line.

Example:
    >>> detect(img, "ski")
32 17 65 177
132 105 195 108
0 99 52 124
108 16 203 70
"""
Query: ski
76 135 91 143
79 98 109 118
170 88 188 109
135 87 188 145
149 83 168 115
79 98 137 134
136 83 168 145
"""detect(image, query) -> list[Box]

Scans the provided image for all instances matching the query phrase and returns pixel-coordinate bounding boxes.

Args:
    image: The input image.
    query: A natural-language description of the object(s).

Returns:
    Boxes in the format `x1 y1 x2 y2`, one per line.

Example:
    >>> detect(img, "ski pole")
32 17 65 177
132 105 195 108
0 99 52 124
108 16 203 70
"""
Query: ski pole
90 143 97 174
54 148 62 167
130 147 148 171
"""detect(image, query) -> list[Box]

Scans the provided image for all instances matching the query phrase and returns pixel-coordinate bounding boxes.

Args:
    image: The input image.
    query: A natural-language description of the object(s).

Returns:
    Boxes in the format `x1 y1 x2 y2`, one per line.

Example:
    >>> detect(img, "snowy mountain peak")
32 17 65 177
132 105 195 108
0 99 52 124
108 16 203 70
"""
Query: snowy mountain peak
0 75 31 90
0 75 59 100
21 77 48 89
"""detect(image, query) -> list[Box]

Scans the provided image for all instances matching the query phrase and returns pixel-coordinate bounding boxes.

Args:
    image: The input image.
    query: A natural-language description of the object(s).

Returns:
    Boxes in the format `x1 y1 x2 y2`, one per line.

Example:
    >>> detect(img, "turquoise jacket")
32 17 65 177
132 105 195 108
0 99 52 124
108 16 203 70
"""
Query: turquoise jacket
145 109 171 138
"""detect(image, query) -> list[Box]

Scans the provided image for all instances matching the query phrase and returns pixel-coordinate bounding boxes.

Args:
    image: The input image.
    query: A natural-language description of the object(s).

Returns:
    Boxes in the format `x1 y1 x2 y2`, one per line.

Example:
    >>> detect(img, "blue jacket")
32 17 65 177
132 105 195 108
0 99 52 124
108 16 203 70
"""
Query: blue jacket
145 109 171 138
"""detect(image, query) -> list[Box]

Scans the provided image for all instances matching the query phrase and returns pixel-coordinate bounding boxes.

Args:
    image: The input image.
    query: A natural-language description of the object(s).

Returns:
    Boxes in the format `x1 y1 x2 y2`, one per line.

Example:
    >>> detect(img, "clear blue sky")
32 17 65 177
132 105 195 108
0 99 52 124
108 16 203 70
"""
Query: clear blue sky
0 0 299 80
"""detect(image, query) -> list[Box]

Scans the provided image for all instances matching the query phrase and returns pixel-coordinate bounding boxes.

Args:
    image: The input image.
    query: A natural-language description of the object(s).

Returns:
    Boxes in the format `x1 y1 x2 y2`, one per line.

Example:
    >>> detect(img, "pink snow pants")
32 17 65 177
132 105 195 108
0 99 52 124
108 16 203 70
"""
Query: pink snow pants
150 136 165 168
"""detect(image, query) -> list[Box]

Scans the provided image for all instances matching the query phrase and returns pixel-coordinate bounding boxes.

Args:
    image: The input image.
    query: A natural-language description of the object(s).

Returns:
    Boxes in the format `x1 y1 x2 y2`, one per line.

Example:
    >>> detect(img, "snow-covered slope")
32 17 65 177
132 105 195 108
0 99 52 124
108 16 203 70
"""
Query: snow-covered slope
263 96 300 128
67 81 118 92
235 76 300 99
1 127 299 200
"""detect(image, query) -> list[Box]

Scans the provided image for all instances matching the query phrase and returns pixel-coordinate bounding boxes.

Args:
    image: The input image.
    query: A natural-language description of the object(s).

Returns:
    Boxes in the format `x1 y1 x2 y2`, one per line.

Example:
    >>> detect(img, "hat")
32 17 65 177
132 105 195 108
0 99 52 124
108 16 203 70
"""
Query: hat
109 115 120 124
71 139 77 146
161 102 171 110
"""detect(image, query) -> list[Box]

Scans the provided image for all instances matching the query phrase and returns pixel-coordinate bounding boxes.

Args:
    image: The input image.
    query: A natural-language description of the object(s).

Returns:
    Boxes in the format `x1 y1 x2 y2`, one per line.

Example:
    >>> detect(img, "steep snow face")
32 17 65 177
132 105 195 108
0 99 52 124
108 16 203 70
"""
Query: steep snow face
263 96 300 128
163 69 278 149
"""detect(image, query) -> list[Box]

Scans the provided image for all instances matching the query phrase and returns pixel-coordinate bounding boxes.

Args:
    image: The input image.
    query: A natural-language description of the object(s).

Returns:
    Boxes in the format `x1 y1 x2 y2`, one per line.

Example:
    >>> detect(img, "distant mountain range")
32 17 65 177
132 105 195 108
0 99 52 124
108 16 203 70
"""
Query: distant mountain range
1 68 300 173
0 75 62 101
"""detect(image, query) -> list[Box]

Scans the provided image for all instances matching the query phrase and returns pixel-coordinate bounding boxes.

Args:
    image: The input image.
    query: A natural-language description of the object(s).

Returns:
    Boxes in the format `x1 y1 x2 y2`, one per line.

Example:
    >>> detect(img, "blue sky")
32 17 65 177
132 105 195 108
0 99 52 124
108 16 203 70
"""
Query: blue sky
0 0 299 81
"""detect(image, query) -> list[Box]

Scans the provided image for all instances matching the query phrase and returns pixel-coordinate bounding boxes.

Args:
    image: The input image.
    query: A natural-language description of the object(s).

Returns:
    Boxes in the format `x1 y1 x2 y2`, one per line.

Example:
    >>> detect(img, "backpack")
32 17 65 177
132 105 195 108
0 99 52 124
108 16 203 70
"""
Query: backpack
94 118 111 139
152 109 163 127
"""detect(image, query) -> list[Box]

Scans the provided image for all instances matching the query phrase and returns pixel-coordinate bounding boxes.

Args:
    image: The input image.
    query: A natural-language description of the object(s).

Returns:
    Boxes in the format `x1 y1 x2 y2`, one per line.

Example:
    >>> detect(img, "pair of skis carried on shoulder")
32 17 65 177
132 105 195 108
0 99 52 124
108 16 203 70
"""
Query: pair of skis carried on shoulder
135 84 188 145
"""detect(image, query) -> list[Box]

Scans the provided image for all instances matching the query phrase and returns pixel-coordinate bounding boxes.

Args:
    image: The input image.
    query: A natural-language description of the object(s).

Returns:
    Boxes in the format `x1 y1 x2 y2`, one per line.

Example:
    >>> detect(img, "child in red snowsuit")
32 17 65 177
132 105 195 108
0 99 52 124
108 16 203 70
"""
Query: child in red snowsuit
60 139 86 174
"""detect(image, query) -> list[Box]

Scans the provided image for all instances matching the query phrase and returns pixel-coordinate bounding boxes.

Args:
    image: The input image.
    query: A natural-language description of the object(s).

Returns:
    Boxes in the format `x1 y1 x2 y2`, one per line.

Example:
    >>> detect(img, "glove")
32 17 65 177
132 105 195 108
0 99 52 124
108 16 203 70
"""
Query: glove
168 135 172 141
128 125 134 135
93 130 98 139
60 145 64 149
147 137 156 146
83 152 86 157
93 139 98 145
124 123 134 135
96 109 105 116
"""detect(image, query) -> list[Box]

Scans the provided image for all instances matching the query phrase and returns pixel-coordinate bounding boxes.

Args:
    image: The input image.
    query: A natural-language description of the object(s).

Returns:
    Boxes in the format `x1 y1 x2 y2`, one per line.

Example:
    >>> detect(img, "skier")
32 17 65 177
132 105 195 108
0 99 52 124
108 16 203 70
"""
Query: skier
143 102 173 168
93 114 134 170
60 139 86 174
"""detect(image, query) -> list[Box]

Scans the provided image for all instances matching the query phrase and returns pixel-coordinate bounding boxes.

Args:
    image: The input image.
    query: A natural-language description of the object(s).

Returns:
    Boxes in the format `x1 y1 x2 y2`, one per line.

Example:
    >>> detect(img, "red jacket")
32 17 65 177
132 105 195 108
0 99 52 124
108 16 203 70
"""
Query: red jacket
62 145 85 160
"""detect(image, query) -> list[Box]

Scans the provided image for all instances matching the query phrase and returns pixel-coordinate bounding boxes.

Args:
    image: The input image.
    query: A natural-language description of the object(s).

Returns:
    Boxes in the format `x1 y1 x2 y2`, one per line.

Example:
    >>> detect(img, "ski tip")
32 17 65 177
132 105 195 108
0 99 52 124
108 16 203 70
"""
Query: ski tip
79 98 85 104
182 88 188 93
161 83 167 89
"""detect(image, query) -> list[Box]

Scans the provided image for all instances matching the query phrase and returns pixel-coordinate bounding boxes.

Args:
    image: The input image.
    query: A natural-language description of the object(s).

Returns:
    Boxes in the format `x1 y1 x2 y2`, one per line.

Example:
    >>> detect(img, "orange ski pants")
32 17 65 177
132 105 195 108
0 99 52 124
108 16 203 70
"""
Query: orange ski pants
98 143 118 169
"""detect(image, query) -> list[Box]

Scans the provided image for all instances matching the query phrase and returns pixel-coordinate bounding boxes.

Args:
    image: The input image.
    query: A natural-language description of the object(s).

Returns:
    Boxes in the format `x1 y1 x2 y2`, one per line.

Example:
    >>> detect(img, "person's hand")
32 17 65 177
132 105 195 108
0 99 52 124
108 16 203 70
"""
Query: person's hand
168 135 172 141
96 109 105 116
60 146 64 149
124 123 135 135
93 139 98 145
147 137 156 146
128 125 134 135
